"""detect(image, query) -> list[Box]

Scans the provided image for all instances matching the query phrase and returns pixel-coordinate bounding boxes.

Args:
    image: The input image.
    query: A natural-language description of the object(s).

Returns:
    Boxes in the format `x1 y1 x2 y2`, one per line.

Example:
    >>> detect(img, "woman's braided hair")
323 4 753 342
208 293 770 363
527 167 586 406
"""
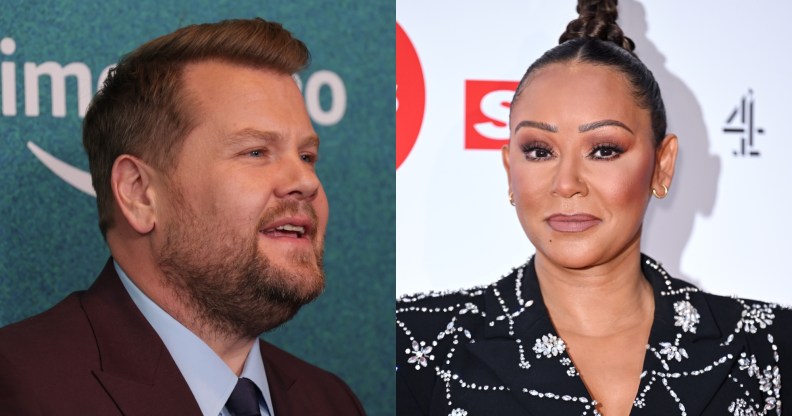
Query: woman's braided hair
511 0 667 145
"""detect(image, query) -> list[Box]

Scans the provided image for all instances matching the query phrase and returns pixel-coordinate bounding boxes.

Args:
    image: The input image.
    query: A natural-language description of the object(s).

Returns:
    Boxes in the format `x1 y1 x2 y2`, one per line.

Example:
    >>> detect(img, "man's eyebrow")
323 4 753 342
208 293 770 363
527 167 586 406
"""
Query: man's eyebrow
225 128 320 147
578 119 634 134
302 134 320 148
225 128 282 145
513 120 558 133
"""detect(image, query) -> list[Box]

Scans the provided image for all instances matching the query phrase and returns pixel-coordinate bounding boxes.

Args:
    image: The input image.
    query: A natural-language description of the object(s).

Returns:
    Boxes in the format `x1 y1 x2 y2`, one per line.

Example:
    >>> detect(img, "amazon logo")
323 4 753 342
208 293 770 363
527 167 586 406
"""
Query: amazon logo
1 36 347 197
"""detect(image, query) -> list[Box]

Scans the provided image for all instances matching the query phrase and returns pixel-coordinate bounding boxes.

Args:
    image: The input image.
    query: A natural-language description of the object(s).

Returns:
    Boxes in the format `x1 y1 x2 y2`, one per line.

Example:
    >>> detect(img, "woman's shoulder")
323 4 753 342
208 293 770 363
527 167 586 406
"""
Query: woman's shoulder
666 273 792 404
639 258 792 414
397 284 489 321
704 292 792 410
689 284 792 337
643 255 792 338
396 266 524 366
705 292 792 359
396 281 491 360
396 271 518 414
651 258 792 346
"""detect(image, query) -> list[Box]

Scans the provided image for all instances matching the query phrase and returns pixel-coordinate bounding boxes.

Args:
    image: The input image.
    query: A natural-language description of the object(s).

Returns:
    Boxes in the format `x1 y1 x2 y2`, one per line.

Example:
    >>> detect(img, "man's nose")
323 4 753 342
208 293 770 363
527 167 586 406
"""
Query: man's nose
274 154 321 200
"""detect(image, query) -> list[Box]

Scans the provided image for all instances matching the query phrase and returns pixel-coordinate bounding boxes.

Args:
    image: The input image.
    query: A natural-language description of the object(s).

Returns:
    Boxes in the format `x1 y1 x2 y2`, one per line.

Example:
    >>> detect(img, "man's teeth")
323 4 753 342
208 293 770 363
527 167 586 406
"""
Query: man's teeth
275 224 305 237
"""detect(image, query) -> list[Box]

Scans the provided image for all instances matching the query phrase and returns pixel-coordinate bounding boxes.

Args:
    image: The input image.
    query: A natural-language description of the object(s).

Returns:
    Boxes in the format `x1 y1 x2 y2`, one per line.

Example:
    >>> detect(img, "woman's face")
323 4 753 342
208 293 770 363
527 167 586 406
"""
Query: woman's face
503 62 677 270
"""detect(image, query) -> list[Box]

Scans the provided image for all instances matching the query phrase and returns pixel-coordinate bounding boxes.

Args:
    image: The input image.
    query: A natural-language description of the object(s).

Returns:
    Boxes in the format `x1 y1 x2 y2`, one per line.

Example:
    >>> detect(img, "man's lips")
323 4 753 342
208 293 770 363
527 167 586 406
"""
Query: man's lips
260 216 314 239
546 214 602 233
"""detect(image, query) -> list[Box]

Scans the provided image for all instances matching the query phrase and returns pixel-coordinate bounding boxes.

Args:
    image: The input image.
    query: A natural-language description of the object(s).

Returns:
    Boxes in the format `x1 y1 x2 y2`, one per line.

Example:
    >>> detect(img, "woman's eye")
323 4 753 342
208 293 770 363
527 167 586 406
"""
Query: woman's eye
521 144 555 161
590 145 623 160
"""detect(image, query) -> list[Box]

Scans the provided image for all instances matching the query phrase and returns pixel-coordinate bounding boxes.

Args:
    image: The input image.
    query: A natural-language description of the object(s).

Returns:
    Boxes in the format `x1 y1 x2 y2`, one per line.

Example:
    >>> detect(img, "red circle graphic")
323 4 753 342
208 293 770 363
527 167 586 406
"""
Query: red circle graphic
396 22 425 170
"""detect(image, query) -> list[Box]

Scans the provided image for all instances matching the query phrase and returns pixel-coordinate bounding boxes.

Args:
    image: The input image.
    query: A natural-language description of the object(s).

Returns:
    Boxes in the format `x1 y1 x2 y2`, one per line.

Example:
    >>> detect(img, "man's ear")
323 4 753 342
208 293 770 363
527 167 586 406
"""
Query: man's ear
653 134 678 193
111 155 158 234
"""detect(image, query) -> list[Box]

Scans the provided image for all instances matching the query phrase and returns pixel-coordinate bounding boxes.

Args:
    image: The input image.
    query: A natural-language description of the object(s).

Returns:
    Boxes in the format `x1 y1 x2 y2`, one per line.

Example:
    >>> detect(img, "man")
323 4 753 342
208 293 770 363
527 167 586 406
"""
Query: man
0 19 365 415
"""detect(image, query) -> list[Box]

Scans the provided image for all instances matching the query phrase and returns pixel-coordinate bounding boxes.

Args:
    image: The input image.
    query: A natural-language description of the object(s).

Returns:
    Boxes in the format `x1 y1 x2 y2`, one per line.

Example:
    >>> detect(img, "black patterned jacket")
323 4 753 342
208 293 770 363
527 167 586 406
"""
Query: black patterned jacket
396 255 792 415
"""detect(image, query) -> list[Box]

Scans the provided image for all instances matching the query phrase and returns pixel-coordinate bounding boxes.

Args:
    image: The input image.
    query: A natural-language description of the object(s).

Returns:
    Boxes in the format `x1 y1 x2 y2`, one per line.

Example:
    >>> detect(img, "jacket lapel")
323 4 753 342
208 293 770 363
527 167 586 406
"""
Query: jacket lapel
259 341 305 416
463 256 745 416
81 260 202 416
638 257 745 416
464 261 594 415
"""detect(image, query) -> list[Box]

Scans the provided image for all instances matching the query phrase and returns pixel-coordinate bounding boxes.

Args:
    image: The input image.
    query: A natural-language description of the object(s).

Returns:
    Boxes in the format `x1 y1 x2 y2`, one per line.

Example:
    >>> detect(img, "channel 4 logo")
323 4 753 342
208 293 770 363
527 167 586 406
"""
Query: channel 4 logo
723 90 764 157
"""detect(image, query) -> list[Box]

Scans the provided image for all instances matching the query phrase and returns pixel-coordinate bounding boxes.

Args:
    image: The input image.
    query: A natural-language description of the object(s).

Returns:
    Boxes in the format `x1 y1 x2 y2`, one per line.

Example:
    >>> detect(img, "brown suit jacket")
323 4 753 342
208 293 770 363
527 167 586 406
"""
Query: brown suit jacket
0 260 366 415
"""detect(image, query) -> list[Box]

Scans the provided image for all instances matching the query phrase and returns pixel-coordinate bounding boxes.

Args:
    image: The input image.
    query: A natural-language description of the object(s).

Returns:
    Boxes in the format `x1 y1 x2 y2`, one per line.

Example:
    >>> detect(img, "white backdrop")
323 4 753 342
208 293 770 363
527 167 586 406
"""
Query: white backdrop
396 0 792 304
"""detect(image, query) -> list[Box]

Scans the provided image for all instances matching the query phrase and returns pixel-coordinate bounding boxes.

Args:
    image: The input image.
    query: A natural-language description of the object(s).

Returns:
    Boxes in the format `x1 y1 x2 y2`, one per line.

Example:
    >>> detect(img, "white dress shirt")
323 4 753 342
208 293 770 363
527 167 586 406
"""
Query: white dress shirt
115 262 274 416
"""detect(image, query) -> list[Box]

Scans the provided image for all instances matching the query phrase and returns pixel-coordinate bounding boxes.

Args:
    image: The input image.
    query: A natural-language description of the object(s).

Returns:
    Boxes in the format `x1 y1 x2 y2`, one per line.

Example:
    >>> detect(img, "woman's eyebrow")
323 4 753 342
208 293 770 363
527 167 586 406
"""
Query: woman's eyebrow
578 119 634 134
513 120 558 133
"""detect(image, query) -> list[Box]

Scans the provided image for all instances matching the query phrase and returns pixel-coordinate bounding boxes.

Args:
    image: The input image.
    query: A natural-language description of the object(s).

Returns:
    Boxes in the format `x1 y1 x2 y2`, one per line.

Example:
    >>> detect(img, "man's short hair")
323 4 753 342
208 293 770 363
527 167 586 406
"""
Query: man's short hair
83 18 310 236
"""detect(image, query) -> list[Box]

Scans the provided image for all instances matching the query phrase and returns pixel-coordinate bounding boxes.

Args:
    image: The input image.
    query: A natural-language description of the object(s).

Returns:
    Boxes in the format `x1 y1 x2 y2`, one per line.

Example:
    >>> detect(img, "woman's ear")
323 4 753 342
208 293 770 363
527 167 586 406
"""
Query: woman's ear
502 144 512 192
110 155 158 234
653 134 678 193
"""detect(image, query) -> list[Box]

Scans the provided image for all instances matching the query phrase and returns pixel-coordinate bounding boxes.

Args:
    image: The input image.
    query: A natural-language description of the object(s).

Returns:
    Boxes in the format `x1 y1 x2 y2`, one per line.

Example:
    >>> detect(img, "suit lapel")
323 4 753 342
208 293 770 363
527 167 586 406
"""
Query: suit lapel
465 323 594 415
81 260 202 416
259 340 305 416
463 261 594 415
464 256 745 416
637 257 745 416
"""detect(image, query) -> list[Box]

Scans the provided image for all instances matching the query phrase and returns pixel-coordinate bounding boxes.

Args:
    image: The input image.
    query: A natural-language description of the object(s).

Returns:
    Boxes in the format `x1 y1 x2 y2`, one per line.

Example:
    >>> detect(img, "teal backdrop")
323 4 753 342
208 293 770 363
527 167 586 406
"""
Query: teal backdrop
0 1 394 414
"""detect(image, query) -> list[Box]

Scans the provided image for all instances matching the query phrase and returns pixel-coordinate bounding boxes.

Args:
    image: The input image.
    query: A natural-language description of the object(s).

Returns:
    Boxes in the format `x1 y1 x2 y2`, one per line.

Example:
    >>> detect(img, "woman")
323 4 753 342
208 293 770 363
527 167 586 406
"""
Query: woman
396 1 792 415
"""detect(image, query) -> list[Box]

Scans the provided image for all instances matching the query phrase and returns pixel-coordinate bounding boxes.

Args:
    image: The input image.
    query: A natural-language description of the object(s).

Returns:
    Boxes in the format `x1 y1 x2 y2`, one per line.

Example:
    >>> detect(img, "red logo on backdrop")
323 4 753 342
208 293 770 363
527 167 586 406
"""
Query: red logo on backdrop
396 22 425 169
465 80 518 149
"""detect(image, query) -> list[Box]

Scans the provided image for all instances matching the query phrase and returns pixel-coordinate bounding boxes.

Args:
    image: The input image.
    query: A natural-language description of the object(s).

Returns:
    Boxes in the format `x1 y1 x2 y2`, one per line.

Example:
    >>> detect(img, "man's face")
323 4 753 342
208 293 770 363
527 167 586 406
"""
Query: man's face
156 61 329 337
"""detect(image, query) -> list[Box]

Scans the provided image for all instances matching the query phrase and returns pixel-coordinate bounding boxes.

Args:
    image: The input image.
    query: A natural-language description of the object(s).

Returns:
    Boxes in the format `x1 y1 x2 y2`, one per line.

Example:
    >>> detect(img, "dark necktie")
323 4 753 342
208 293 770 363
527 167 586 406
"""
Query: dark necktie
226 377 262 416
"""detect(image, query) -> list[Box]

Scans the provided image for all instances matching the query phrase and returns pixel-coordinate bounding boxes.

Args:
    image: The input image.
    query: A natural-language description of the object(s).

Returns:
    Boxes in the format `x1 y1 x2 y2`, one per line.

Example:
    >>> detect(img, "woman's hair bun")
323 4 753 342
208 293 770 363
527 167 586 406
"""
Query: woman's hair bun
559 0 635 53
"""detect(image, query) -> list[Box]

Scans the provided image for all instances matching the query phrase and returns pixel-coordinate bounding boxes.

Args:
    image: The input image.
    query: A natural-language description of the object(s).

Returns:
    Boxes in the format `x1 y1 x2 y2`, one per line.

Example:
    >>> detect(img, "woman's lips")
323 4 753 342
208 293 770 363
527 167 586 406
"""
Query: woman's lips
546 214 602 232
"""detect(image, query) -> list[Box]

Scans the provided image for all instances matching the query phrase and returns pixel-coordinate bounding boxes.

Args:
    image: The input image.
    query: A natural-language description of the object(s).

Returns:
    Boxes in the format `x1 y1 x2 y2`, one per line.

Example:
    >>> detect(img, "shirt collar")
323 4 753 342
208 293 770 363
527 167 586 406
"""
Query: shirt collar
114 261 274 415
241 340 275 415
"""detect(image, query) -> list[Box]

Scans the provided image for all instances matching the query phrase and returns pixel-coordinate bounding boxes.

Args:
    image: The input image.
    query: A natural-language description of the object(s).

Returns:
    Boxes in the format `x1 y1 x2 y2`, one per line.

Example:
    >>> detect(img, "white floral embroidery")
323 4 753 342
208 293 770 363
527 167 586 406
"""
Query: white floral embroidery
728 398 757 415
659 342 688 362
397 258 788 415
738 355 759 377
533 333 566 358
737 304 775 334
634 397 646 408
459 302 479 314
763 396 779 413
407 340 433 370
673 300 700 333
438 320 456 340
758 365 781 396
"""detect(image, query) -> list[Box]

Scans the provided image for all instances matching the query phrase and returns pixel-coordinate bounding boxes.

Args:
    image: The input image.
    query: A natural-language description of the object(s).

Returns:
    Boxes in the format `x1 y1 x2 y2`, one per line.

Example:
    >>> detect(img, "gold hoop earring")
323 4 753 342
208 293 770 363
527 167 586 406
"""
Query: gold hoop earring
509 192 516 206
652 184 669 199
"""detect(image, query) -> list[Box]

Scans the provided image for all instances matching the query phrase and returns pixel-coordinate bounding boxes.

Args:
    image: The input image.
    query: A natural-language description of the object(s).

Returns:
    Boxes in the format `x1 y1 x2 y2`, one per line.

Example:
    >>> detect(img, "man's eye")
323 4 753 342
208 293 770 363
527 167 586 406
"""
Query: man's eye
249 150 264 157
301 153 317 164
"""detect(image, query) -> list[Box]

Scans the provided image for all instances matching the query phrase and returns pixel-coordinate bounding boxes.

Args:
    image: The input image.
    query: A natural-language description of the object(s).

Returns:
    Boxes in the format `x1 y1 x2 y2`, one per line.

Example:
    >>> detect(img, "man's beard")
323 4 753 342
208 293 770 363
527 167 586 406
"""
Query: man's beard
157 198 325 338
